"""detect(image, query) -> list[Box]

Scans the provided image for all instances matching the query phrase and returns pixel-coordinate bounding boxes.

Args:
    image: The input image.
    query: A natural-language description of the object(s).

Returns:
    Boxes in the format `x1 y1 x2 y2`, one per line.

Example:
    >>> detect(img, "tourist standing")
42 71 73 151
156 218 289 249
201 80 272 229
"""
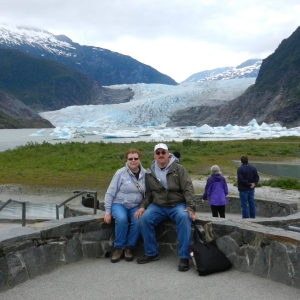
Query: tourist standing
104 149 145 263
237 155 259 218
202 165 228 218
134 143 196 272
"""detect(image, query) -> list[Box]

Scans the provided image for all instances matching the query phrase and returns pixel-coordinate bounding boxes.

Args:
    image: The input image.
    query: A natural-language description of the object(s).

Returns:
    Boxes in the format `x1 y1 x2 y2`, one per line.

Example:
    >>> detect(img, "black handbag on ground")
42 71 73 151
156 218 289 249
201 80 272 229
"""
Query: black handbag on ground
189 223 232 276
82 194 99 209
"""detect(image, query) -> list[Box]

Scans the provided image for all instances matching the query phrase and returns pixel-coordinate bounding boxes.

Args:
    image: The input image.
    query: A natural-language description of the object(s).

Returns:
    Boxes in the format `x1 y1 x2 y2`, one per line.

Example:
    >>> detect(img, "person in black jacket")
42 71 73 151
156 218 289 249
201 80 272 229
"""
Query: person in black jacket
237 155 259 218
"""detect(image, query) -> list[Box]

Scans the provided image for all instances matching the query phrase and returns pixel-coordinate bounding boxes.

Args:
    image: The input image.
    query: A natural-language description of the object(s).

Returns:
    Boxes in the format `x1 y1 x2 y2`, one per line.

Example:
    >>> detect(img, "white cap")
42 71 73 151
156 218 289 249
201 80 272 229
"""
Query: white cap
154 143 168 151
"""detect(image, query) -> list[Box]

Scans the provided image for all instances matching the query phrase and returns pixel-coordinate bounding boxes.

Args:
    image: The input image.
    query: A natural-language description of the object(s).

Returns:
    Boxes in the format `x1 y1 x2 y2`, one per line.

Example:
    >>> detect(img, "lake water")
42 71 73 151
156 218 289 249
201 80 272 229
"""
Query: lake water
251 163 300 180
0 127 248 152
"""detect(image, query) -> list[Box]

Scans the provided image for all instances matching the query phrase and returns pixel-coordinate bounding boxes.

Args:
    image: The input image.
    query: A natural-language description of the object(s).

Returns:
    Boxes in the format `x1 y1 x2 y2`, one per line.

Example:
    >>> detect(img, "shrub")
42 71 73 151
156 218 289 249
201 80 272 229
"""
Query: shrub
260 177 300 190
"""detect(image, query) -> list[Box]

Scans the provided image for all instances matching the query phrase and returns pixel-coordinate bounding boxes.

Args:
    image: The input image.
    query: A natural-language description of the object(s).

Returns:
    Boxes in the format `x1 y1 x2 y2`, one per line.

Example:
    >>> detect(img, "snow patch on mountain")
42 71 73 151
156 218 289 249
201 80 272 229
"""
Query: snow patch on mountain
184 59 262 83
0 23 76 56
199 60 262 81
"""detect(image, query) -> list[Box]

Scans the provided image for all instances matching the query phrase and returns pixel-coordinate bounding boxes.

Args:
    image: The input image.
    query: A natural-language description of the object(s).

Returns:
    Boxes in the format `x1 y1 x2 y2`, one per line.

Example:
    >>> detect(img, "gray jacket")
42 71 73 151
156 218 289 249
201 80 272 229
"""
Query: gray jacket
104 163 145 214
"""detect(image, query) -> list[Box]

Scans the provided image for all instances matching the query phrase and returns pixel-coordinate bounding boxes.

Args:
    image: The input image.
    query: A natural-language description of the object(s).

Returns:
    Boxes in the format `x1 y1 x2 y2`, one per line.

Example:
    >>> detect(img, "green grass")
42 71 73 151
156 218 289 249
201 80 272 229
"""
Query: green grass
0 137 299 192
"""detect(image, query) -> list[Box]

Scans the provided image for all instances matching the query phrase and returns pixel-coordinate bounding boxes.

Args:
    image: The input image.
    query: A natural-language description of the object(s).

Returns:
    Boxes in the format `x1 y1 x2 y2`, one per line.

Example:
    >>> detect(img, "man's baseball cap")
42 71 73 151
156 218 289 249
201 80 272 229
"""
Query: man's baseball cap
154 143 168 152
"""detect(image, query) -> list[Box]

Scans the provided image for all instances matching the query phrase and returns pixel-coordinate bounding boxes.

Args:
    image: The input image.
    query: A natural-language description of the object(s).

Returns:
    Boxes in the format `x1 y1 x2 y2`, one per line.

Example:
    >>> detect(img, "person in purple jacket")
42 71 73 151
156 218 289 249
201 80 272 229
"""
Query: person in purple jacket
201 165 228 218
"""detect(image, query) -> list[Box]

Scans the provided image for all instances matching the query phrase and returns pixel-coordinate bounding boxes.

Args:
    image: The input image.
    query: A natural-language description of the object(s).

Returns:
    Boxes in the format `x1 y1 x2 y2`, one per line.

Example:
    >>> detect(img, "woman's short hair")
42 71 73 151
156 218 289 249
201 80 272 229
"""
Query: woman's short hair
211 165 221 175
125 149 141 160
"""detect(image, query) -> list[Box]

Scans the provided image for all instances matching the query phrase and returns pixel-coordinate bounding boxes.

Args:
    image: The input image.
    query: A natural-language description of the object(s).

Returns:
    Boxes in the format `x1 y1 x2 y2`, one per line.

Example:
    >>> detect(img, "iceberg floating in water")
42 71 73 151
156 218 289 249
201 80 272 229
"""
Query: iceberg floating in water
28 119 300 142
29 129 45 136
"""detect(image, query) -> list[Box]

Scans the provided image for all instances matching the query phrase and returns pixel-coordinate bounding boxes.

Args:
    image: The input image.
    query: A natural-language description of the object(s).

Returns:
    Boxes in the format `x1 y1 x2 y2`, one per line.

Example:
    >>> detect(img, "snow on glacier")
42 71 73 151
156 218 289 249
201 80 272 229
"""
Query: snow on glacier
40 78 256 128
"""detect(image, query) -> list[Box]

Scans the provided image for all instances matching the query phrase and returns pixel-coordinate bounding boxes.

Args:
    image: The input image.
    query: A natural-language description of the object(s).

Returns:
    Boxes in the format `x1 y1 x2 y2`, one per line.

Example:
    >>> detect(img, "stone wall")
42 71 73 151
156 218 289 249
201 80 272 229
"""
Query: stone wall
195 195 298 217
201 214 300 288
0 213 180 292
0 214 110 292
1 198 300 292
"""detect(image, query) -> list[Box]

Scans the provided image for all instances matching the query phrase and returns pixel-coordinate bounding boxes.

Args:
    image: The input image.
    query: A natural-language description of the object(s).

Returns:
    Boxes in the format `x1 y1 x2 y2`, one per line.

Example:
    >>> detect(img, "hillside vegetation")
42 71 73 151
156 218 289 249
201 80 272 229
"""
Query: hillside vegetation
0 48 134 112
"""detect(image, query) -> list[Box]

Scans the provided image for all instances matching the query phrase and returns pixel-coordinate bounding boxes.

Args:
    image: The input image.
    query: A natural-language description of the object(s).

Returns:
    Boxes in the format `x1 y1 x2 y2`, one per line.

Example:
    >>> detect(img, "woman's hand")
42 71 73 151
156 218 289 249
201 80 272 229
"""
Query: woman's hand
134 208 145 219
201 199 205 203
104 213 112 224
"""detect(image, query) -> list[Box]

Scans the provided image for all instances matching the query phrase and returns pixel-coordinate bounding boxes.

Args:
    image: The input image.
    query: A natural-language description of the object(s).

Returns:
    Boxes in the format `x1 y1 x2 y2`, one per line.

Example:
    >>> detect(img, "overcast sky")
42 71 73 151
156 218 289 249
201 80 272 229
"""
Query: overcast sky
1 0 300 82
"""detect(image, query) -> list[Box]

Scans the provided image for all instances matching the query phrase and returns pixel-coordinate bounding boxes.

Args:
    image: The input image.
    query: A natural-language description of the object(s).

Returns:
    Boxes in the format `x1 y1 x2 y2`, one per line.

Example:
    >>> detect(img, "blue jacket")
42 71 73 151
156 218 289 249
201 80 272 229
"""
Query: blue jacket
237 163 259 191
202 174 228 206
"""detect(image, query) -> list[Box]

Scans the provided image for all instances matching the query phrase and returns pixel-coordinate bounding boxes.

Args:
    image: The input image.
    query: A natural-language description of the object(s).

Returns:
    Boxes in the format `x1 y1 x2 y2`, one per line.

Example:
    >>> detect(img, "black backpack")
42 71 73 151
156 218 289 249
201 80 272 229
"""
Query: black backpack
82 194 99 209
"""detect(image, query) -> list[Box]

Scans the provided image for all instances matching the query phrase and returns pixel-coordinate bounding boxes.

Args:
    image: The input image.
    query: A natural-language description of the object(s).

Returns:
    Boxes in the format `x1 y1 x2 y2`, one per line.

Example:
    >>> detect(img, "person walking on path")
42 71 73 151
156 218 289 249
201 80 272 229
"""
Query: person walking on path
201 165 228 218
237 155 259 219
104 149 145 263
134 143 196 272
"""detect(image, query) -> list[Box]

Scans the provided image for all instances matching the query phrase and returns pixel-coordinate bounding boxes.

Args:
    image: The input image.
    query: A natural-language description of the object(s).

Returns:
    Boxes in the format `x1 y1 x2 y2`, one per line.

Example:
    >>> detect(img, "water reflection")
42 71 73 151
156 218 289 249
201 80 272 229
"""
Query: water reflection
251 163 300 180
0 202 64 219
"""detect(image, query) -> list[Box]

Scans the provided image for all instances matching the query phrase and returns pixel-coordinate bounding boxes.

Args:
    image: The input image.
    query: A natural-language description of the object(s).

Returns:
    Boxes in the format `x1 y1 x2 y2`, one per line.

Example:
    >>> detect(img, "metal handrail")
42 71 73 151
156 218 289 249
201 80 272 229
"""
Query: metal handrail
0 199 27 226
56 190 98 219
288 226 300 233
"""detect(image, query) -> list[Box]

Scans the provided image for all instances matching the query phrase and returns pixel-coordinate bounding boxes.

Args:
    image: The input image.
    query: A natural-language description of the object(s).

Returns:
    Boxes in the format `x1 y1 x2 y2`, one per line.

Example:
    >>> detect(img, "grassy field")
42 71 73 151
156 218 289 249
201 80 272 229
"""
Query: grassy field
0 137 299 195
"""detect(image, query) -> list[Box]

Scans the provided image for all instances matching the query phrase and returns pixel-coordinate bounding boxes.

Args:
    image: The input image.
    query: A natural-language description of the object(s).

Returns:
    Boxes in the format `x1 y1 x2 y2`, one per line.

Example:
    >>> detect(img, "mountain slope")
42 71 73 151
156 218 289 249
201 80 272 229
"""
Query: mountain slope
170 27 300 127
0 48 134 112
0 24 177 86
0 90 53 128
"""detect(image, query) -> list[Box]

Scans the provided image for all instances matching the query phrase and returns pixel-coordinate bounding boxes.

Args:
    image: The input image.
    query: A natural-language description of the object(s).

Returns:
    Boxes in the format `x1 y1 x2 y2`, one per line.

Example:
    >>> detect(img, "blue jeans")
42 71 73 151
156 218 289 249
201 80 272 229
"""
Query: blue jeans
239 189 256 218
111 203 140 248
139 203 192 259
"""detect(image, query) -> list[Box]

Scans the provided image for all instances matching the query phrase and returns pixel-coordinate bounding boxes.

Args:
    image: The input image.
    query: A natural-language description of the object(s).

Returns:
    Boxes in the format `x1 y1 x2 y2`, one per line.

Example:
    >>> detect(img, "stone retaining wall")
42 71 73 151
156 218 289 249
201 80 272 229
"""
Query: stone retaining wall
201 214 300 288
1 197 300 292
0 214 109 292
195 195 298 217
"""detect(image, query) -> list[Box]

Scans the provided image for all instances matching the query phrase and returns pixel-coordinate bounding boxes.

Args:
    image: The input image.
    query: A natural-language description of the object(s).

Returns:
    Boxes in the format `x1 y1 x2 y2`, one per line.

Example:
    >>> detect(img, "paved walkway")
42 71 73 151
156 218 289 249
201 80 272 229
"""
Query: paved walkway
1 254 300 300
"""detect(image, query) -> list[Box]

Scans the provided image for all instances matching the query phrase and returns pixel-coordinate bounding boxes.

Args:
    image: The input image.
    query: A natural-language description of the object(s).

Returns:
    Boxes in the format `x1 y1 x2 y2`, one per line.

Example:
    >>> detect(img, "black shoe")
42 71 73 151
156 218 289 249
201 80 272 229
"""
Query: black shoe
178 258 189 271
136 254 160 264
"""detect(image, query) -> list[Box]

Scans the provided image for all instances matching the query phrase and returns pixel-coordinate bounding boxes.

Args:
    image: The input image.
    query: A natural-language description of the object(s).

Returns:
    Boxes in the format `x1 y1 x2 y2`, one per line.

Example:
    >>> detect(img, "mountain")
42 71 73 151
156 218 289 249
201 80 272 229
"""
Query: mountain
0 24 177 86
0 90 53 128
0 47 136 128
182 59 262 83
0 48 134 112
169 27 300 127
182 66 232 83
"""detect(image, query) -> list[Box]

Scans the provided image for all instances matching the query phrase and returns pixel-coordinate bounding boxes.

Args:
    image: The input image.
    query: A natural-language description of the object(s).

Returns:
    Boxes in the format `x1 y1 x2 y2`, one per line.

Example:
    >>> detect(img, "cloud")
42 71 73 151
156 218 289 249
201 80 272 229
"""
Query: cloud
1 0 300 82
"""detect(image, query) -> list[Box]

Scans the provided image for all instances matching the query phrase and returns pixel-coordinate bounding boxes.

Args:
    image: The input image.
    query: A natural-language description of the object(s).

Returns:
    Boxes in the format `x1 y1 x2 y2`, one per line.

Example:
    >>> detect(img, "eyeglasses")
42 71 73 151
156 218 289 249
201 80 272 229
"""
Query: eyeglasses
155 151 167 155
127 157 139 161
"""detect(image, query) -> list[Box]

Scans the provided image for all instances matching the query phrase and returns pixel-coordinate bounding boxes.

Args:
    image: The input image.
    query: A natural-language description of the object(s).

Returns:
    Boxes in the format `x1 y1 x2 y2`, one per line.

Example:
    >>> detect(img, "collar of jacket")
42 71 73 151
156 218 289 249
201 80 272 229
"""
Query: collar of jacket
146 160 179 175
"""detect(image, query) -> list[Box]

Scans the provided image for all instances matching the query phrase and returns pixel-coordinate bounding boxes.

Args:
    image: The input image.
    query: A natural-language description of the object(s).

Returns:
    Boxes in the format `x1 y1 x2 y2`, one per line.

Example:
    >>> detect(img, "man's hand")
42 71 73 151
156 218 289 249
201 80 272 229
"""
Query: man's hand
184 209 196 222
134 207 145 219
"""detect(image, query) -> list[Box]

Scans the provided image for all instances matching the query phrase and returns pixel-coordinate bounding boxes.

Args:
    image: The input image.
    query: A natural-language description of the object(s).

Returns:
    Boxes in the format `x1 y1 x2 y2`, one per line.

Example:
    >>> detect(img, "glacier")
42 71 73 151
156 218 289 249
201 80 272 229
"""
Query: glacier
37 79 300 142
40 78 256 128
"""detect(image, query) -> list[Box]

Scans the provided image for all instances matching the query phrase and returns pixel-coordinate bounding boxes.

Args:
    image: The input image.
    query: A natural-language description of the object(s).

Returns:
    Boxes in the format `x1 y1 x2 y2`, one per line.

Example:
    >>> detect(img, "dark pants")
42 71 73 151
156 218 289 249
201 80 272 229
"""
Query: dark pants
210 205 225 218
